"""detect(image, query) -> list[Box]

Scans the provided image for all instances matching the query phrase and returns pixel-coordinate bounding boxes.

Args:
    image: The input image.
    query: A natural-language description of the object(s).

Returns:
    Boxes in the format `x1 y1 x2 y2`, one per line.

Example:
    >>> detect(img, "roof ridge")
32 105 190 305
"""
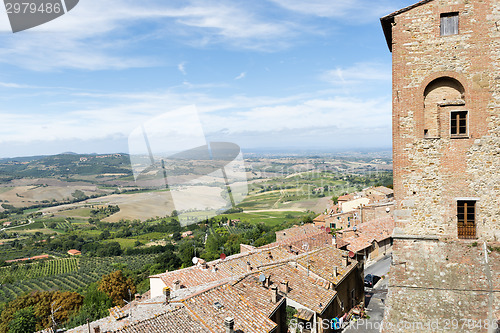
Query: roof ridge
152 246 285 278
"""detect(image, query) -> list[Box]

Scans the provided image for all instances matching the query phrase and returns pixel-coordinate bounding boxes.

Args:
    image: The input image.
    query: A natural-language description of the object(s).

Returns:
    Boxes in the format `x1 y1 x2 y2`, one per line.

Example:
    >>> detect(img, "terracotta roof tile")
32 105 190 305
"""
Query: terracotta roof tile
105 306 210 333
152 247 292 290
231 274 285 317
275 223 321 240
260 264 337 315
182 284 277 333
344 236 374 253
296 246 357 286
336 216 394 252
259 230 332 254
371 186 394 196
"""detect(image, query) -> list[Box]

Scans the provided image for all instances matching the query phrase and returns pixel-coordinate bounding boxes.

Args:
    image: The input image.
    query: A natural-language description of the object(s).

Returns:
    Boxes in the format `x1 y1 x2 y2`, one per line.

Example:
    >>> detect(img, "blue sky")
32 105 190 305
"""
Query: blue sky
0 0 417 158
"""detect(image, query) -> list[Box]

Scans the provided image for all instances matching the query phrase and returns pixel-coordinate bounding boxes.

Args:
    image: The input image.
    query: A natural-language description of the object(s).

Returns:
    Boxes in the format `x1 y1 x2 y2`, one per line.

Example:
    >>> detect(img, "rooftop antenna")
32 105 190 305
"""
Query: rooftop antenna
302 242 310 276
259 273 266 286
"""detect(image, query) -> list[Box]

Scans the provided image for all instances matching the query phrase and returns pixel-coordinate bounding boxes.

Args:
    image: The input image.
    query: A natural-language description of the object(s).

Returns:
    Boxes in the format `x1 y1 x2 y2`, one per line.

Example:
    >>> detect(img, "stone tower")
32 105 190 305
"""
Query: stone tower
381 0 500 241
380 1 500 331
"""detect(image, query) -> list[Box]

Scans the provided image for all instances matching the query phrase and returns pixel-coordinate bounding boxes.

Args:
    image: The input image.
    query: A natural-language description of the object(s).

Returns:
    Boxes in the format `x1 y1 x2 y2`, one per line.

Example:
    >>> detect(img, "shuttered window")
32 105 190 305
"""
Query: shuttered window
441 12 459 36
457 200 476 239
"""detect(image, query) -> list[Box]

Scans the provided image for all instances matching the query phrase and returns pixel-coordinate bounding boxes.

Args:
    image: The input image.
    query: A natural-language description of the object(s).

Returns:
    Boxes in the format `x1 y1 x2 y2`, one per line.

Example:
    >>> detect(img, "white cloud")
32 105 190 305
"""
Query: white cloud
178 62 187 75
0 82 32 88
234 72 246 80
0 0 303 70
0 84 391 151
322 62 391 86
268 0 395 21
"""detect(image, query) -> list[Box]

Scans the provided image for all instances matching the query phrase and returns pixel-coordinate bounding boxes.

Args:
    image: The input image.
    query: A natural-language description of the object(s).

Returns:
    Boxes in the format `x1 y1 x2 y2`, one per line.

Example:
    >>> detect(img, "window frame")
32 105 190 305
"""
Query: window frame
457 200 476 239
440 12 459 36
450 110 468 138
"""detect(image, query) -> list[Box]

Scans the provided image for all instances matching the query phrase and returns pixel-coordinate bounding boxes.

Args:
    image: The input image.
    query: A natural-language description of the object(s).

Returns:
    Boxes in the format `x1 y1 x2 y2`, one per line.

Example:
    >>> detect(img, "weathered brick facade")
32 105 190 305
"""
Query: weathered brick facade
383 0 500 241
380 1 500 332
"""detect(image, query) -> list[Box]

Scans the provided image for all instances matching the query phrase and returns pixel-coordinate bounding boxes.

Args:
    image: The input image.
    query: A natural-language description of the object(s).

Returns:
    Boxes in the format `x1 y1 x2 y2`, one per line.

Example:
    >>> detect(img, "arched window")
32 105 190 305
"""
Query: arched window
423 77 465 138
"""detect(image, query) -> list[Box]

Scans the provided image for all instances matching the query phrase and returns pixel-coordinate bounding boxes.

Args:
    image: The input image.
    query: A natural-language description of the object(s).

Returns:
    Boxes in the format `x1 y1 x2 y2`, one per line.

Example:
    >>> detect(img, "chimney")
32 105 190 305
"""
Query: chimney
265 276 271 288
271 285 278 303
246 261 252 272
268 251 273 260
198 259 208 270
173 280 181 291
134 293 142 301
333 266 338 277
342 254 349 267
224 317 235 333
93 326 100 333
279 280 290 294
163 287 171 303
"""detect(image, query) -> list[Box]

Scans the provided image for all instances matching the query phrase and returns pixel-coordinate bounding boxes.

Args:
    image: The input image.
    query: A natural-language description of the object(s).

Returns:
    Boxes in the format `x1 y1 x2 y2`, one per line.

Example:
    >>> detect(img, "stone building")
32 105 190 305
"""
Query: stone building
380 0 500 331
382 0 500 241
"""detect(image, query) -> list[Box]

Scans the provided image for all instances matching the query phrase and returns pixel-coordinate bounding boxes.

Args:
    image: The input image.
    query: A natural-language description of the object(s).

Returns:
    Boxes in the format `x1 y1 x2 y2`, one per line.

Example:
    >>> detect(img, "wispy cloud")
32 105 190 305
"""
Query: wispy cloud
321 62 391 86
0 84 391 148
178 62 187 75
234 72 246 80
0 0 303 71
268 0 396 21
0 81 33 88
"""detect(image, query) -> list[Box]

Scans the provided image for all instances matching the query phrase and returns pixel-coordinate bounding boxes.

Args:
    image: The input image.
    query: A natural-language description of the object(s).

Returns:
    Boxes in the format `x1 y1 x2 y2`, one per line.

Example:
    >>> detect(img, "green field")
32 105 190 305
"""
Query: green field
0 258 78 284
0 254 158 304
104 238 137 249
222 211 308 226
63 207 92 217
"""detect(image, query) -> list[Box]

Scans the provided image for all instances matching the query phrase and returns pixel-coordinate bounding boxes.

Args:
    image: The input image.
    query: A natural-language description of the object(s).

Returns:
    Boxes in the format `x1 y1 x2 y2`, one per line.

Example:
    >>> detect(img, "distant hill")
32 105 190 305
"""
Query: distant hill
0 153 132 181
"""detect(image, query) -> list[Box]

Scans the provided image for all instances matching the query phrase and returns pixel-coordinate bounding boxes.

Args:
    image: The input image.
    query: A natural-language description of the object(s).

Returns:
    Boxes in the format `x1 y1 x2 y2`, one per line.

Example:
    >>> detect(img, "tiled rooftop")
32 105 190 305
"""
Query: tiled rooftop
104 306 211 333
344 235 374 253
261 263 337 315
336 216 394 252
182 284 277 333
296 246 358 286
68 302 183 333
370 186 394 196
275 223 321 241
152 246 292 290
313 214 328 223
259 229 332 254
231 274 285 317
338 194 355 202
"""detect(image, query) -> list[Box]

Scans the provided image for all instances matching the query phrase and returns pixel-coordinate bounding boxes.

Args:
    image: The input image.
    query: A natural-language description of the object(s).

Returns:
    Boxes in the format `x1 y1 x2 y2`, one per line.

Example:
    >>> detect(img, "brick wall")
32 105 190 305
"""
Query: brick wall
390 0 500 241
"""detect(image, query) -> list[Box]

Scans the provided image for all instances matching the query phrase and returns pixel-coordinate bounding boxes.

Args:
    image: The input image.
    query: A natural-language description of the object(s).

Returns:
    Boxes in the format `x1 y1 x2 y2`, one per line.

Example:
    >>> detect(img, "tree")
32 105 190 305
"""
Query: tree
66 283 113 328
203 234 226 261
8 307 37 333
96 242 122 257
152 251 181 274
0 291 83 333
178 241 196 266
99 230 111 240
98 270 137 307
